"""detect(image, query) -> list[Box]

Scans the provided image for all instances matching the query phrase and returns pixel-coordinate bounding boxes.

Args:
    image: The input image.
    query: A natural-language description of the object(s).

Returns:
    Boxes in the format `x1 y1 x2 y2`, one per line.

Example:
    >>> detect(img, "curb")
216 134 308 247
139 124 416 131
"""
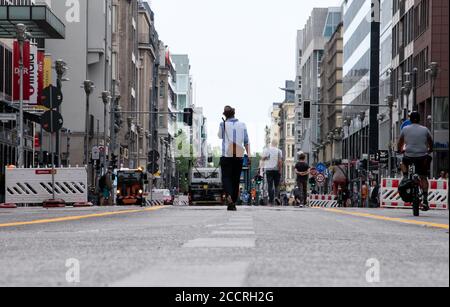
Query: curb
43 199 66 208
0 203 17 209
73 202 94 208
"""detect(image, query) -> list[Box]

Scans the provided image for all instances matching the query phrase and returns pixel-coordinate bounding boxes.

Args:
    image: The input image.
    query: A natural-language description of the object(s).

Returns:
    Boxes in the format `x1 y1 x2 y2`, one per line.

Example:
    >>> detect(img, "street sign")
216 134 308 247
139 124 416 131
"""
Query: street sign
41 110 63 133
310 168 318 177
378 150 389 164
92 146 100 160
0 113 17 122
316 163 327 174
41 85 63 109
316 173 326 185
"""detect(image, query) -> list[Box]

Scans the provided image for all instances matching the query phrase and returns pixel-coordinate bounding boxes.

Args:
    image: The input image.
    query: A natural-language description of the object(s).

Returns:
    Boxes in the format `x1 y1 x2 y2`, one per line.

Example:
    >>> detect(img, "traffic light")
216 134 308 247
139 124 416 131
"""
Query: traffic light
183 108 194 126
359 159 368 170
303 101 311 119
147 162 159 174
110 154 118 169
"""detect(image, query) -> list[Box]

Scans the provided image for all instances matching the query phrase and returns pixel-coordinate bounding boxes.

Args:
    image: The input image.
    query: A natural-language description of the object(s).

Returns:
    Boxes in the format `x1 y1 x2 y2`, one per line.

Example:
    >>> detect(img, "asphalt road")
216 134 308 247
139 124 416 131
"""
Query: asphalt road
0 205 448 287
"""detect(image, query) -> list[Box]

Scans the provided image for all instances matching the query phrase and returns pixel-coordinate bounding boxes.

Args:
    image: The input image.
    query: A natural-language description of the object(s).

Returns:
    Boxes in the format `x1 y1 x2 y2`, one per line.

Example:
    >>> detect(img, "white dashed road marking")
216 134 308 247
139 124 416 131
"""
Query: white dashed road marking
113 262 251 287
183 238 256 248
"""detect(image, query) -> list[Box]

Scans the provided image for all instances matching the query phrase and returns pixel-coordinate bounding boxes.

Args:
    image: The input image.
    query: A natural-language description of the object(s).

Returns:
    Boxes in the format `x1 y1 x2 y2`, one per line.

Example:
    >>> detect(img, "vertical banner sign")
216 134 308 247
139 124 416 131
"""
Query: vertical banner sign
43 55 53 88
28 44 38 105
13 40 31 102
37 51 45 105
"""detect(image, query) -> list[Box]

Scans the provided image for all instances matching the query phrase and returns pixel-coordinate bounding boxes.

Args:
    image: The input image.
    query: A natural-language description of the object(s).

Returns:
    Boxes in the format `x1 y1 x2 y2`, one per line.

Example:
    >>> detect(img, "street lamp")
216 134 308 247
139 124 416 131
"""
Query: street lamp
16 24 28 168
426 62 439 178
403 76 412 120
101 90 111 173
83 80 95 166
343 116 352 183
386 95 394 177
357 112 366 159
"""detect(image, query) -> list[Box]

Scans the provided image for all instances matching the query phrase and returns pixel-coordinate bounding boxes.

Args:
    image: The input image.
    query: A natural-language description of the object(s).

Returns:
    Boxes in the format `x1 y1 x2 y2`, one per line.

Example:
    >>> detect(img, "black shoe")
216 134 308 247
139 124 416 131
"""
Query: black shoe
422 202 430 212
227 205 237 211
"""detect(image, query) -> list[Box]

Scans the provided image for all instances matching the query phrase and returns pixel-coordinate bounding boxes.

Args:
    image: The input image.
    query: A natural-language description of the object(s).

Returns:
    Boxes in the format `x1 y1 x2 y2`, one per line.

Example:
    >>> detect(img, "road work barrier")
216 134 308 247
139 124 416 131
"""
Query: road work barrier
5 167 88 205
174 195 189 206
145 190 165 206
308 194 339 208
381 178 448 210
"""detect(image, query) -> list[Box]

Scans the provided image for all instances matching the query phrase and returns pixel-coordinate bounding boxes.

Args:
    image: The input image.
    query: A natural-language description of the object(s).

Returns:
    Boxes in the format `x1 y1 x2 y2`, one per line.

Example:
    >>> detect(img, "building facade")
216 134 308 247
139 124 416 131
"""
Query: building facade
158 45 177 188
294 30 304 156
319 22 344 165
342 0 380 174
137 1 160 169
298 7 341 164
412 0 449 176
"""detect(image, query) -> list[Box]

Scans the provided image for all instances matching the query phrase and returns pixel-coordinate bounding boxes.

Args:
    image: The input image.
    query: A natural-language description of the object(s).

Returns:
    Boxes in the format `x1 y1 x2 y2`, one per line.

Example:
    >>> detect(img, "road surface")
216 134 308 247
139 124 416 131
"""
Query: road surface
0 205 448 287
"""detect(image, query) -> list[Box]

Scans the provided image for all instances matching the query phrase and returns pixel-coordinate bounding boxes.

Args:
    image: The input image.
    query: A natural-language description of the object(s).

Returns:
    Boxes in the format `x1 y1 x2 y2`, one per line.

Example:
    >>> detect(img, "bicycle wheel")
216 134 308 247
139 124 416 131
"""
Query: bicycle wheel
413 188 420 217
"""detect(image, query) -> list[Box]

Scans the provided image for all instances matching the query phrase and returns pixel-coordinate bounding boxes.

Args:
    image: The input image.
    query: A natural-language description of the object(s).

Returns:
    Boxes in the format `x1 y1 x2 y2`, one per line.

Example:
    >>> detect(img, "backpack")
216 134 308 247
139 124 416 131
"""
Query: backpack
398 178 415 203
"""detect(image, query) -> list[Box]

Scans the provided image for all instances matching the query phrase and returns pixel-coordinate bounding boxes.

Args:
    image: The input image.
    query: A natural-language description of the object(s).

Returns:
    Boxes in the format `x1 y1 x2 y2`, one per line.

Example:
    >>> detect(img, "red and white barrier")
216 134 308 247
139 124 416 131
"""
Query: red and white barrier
308 194 339 208
381 178 448 210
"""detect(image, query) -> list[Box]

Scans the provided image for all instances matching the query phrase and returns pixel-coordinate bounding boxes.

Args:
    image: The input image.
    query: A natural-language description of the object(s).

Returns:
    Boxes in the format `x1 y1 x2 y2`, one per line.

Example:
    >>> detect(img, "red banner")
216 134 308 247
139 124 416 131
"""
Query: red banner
37 51 45 105
34 134 40 149
13 40 30 101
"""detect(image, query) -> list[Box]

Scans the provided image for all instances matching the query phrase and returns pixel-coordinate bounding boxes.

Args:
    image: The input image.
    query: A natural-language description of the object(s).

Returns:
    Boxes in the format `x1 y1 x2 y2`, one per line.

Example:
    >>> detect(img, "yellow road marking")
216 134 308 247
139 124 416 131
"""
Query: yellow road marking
0 207 164 228
321 208 449 230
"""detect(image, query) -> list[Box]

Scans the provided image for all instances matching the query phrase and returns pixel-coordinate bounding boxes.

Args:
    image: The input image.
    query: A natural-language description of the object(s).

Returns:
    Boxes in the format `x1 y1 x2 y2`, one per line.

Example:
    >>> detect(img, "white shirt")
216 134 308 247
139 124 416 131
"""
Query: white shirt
218 118 249 158
262 146 282 171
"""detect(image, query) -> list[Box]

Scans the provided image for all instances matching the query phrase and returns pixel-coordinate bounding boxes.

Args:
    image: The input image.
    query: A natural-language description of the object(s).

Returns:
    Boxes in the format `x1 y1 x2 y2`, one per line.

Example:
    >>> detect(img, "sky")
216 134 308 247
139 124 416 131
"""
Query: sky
149 0 342 153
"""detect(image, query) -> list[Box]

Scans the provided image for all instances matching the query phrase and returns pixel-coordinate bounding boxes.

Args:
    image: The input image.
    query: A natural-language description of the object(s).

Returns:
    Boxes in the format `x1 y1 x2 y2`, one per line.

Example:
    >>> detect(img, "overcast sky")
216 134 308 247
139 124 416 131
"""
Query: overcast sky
149 0 342 153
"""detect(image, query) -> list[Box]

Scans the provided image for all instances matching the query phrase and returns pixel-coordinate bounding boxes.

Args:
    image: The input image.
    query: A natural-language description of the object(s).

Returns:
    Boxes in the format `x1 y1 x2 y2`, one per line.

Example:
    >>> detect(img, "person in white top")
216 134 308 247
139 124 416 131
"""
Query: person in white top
262 140 283 206
218 106 251 211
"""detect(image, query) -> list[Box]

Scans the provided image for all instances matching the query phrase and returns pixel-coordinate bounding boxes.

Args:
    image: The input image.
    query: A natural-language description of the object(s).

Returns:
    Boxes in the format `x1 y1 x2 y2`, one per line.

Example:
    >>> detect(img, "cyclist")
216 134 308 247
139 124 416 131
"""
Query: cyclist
397 111 434 211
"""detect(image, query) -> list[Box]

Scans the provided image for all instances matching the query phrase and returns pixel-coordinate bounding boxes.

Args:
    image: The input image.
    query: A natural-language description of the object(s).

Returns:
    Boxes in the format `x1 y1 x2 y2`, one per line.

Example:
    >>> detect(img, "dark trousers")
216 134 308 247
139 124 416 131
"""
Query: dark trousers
266 170 281 203
296 179 308 205
221 157 243 203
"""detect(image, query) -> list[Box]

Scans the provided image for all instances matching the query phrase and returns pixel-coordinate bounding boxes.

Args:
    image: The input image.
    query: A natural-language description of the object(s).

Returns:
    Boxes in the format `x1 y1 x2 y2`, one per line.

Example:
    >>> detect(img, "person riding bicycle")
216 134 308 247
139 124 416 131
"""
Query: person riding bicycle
397 111 434 211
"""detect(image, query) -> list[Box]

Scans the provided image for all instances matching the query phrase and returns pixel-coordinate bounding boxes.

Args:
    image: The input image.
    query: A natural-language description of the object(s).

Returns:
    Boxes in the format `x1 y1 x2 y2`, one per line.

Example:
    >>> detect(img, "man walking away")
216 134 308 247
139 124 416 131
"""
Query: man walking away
295 152 310 206
262 140 283 206
397 111 433 211
369 180 380 208
218 106 251 211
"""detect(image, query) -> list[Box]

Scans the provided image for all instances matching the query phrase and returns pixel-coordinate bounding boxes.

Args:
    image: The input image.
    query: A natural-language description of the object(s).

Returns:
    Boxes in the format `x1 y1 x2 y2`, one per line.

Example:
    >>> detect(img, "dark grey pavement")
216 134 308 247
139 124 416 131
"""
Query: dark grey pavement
0 205 448 287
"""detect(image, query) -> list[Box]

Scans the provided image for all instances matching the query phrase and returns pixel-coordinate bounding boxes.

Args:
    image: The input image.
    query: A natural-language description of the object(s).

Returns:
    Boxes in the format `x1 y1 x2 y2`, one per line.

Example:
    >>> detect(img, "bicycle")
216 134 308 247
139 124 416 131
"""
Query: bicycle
401 163 423 217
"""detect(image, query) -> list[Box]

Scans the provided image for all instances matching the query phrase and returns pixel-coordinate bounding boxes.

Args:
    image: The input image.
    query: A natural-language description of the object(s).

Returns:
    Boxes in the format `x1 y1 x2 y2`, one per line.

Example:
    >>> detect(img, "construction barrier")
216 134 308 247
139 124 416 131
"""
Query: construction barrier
381 178 448 210
308 194 340 208
5 167 88 205
174 195 190 206
145 190 166 206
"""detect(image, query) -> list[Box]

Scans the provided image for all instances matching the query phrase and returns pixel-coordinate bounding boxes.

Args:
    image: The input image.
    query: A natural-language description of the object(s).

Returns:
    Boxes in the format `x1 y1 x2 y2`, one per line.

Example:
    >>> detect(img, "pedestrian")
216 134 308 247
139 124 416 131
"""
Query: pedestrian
438 171 448 181
99 170 113 206
369 180 380 208
295 152 310 206
331 160 348 196
218 106 251 211
262 139 283 206
361 181 369 208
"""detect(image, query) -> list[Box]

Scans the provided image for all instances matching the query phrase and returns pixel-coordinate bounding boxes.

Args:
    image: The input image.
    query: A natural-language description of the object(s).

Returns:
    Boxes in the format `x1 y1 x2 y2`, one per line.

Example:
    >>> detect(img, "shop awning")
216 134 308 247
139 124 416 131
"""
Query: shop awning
0 5 65 39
